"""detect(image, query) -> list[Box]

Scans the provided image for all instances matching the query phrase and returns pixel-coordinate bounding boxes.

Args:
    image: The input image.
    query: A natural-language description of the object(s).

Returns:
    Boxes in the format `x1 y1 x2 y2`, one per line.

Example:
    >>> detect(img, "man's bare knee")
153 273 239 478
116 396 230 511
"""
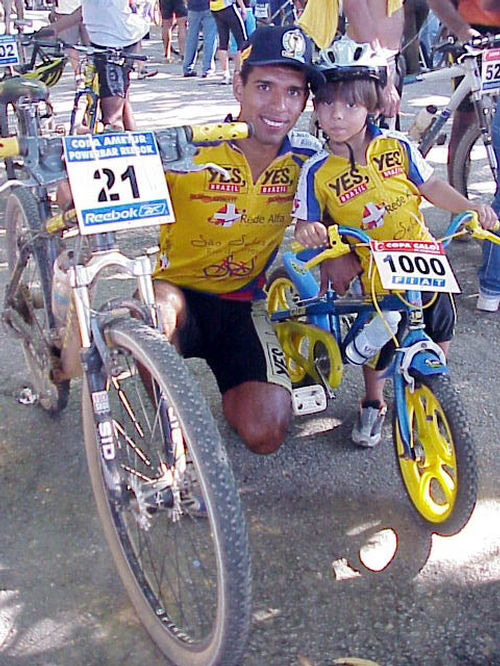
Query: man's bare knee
223 383 291 455
153 281 186 341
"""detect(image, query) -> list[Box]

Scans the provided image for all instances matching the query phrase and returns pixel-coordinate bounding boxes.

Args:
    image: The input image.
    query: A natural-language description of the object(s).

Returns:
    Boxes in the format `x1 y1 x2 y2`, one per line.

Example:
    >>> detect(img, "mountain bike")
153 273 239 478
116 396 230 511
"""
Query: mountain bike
0 74 252 666
0 32 66 178
404 33 500 205
63 41 147 134
266 214 500 536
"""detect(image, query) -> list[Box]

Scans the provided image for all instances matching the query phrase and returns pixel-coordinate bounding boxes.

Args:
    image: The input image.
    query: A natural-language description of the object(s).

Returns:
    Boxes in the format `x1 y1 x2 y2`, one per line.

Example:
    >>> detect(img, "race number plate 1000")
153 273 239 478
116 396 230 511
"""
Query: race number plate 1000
0 36 20 67
63 132 175 236
371 239 460 293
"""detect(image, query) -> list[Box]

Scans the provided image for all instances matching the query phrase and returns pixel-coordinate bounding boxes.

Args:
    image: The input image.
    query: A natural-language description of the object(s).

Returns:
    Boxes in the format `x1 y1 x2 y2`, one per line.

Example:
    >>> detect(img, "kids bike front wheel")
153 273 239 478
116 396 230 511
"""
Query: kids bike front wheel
393 374 477 536
82 319 251 666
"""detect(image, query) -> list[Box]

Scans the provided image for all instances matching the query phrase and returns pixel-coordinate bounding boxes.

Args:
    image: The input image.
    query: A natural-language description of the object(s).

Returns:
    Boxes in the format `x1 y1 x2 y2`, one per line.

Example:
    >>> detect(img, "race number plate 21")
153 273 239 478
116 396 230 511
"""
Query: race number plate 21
371 239 460 293
63 132 175 235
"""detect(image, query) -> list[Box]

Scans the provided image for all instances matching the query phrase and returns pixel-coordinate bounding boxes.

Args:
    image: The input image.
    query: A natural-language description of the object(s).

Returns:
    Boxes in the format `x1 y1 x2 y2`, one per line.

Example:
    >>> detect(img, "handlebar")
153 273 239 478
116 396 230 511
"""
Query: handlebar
292 212 500 272
433 33 500 59
21 34 148 62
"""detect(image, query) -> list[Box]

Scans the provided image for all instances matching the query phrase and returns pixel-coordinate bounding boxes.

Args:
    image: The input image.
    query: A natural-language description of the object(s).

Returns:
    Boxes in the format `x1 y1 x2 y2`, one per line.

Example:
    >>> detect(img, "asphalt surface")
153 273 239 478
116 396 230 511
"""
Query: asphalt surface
0 14 500 666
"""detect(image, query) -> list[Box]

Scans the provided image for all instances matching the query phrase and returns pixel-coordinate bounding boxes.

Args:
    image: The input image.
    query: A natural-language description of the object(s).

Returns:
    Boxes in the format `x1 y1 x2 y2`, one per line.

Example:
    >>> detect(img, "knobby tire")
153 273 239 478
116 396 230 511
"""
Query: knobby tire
81 319 251 666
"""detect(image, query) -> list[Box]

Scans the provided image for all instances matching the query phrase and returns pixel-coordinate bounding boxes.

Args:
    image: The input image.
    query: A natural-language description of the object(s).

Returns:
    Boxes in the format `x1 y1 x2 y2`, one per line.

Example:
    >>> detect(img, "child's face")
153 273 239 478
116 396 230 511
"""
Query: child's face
315 94 369 145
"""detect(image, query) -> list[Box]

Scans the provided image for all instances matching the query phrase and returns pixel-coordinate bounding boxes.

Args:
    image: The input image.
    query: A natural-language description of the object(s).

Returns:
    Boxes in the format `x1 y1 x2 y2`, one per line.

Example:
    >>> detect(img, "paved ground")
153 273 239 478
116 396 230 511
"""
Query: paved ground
1 12 500 666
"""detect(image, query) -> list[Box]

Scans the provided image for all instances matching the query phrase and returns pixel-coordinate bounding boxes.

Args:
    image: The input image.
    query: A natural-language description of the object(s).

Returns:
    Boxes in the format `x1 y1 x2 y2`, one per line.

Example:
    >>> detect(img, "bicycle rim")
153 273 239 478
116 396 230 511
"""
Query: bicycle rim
394 375 477 534
82 319 251 665
266 269 307 384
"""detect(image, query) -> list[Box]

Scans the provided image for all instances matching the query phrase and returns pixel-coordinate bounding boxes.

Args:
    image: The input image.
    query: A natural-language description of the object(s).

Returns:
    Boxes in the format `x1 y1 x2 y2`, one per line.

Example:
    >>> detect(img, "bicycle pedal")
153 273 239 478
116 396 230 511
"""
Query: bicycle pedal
291 385 327 416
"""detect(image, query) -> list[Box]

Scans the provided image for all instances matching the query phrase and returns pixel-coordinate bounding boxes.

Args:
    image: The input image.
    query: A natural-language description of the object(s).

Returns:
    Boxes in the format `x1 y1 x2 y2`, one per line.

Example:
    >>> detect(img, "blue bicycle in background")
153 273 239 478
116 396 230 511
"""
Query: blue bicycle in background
266 212 500 536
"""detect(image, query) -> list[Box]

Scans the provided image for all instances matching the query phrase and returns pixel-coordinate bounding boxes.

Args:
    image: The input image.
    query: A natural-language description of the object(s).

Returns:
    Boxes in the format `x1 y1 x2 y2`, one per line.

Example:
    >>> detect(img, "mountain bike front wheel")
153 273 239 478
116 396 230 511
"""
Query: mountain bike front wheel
393 374 477 536
82 319 251 666
5 188 70 413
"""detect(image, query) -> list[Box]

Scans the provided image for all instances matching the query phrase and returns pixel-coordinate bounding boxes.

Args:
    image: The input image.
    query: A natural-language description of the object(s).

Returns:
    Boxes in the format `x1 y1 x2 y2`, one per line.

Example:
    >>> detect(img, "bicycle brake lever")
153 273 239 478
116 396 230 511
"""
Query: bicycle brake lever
155 126 230 177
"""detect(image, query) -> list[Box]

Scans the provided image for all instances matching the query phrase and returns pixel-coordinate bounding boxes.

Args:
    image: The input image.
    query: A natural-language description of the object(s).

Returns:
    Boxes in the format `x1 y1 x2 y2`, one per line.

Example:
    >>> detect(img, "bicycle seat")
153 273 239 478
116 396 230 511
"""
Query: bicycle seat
0 76 48 105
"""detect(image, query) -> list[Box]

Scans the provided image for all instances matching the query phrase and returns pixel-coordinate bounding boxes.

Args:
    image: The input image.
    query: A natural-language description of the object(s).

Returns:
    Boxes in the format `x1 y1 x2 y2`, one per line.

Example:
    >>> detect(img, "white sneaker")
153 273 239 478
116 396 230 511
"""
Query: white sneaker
220 72 231 85
476 291 500 312
352 403 387 448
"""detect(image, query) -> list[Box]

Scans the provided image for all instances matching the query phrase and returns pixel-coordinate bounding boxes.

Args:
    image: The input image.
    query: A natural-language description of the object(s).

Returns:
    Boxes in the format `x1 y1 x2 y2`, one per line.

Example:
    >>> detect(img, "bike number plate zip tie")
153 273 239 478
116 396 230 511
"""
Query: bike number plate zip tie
291 385 327 416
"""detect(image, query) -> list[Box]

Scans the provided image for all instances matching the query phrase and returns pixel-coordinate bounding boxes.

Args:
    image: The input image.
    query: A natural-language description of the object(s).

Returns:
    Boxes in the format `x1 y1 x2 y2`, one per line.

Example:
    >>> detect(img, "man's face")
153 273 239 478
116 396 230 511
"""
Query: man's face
233 65 309 148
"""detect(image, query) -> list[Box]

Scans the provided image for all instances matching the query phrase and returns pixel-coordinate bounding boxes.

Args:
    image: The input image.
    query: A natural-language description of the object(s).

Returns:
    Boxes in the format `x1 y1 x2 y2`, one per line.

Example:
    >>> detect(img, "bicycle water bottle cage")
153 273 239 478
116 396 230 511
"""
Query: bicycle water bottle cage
0 77 48 105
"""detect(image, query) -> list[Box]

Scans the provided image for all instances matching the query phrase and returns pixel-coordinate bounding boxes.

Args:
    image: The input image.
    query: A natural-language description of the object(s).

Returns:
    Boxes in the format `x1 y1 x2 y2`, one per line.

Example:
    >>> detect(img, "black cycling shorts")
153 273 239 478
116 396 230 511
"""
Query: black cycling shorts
374 291 457 370
176 288 291 395
212 4 247 51
160 0 188 20
92 41 140 99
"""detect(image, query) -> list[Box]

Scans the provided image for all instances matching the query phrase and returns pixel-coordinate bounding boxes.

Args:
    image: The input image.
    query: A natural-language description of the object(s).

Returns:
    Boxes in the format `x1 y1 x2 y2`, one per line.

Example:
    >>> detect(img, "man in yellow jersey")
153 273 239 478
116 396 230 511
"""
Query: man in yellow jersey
153 26 324 455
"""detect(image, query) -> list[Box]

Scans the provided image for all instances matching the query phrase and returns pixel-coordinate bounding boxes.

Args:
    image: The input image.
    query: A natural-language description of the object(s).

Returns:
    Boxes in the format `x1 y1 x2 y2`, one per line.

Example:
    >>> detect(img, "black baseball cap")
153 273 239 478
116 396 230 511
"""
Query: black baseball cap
240 26 325 89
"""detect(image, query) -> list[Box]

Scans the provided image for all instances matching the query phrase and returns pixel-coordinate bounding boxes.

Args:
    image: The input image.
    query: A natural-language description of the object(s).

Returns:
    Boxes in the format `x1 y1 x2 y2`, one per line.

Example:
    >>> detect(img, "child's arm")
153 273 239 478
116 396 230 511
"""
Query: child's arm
418 175 498 229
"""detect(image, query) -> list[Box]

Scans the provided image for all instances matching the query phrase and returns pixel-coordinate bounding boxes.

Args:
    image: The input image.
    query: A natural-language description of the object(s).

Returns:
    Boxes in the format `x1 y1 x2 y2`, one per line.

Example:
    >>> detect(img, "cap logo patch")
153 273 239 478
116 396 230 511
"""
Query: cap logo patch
281 29 307 64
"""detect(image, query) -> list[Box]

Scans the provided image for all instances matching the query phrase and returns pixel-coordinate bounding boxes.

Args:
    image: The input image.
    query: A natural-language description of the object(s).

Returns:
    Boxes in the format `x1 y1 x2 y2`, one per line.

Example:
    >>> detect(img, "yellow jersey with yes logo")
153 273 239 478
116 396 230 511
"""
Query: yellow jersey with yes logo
154 130 321 299
292 124 435 292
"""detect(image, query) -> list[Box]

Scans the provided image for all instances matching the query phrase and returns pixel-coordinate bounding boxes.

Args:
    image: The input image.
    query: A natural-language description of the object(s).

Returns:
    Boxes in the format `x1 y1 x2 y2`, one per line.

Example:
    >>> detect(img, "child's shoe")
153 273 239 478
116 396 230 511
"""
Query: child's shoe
476 290 500 312
352 402 387 448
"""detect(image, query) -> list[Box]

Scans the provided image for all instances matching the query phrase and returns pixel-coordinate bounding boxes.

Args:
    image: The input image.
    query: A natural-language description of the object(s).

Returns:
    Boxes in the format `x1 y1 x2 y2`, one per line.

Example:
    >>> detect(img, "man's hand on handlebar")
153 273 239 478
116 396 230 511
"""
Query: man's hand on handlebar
319 254 363 297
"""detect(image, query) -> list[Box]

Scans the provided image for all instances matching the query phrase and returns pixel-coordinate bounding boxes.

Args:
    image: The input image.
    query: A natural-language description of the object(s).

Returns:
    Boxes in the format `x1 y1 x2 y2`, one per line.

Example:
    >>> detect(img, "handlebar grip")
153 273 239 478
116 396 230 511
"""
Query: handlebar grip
0 136 20 158
185 122 252 143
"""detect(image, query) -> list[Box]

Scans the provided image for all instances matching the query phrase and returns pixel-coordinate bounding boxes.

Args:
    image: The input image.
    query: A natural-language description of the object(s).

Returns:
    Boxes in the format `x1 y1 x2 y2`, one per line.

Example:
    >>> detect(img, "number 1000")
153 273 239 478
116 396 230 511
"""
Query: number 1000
383 254 445 275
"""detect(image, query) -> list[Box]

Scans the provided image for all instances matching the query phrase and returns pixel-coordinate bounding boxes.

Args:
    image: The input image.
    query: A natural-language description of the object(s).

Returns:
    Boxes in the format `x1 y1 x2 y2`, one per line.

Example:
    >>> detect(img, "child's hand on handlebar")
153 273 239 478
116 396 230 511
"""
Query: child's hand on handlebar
469 203 499 231
294 220 328 248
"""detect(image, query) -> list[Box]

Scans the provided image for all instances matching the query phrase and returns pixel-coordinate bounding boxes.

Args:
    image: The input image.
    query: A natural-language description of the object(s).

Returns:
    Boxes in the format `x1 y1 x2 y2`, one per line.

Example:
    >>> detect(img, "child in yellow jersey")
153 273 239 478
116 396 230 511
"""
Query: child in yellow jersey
292 37 498 447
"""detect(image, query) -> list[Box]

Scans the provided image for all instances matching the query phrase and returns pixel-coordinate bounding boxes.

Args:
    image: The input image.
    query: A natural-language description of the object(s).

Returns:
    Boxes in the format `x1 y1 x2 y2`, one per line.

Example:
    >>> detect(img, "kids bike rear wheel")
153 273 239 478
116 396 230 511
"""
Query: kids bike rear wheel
266 267 308 384
82 319 251 666
393 374 477 536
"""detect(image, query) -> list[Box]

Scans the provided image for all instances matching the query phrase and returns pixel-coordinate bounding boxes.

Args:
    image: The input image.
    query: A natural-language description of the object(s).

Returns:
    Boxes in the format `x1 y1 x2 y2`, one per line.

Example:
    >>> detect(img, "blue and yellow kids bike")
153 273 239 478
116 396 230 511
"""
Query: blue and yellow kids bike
266 212 500 536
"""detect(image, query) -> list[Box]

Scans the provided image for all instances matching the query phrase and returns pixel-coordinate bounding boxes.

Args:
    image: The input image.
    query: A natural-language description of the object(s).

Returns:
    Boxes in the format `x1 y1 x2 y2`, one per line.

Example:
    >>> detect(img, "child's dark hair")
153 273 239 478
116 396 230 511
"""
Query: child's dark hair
314 78 384 113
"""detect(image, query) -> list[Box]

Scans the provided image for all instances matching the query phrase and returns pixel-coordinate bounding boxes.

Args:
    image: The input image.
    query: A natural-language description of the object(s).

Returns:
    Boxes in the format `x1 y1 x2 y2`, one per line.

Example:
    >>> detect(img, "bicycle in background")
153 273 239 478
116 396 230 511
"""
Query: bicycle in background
404 33 500 206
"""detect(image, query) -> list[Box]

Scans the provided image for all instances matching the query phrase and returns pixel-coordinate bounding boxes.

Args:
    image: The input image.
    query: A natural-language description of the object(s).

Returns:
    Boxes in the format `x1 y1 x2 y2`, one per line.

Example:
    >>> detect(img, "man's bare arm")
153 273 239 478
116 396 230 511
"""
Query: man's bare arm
427 0 474 40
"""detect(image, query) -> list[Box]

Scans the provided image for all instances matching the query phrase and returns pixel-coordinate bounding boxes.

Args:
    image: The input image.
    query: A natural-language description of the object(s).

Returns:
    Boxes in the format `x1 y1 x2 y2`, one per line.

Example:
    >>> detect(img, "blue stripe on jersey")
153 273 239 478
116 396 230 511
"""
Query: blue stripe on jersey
300 151 329 221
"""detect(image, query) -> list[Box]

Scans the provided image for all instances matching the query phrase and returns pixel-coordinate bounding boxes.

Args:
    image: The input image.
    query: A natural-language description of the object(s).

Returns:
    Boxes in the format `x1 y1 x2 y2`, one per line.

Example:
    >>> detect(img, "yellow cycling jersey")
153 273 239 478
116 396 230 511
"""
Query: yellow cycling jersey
293 124 435 293
154 131 321 299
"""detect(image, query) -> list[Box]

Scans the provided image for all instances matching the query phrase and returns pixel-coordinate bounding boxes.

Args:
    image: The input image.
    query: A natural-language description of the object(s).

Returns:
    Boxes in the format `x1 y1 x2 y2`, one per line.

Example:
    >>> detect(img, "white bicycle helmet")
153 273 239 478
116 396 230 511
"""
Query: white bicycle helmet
316 36 388 89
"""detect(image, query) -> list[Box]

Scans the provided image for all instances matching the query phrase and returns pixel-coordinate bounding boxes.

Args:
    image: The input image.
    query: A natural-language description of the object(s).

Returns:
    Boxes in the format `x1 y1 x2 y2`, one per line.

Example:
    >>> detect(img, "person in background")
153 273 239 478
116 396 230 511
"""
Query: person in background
210 0 247 84
50 0 87 83
429 0 500 310
38 0 148 130
183 0 218 77
160 0 188 62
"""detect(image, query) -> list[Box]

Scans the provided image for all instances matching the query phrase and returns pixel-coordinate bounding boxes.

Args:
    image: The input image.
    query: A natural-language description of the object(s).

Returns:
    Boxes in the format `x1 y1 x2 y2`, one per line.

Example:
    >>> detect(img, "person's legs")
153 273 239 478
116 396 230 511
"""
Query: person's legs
162 17 175 59
201 10 218 75
477 95 500 309
183 9 201 74
176 15 187 58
